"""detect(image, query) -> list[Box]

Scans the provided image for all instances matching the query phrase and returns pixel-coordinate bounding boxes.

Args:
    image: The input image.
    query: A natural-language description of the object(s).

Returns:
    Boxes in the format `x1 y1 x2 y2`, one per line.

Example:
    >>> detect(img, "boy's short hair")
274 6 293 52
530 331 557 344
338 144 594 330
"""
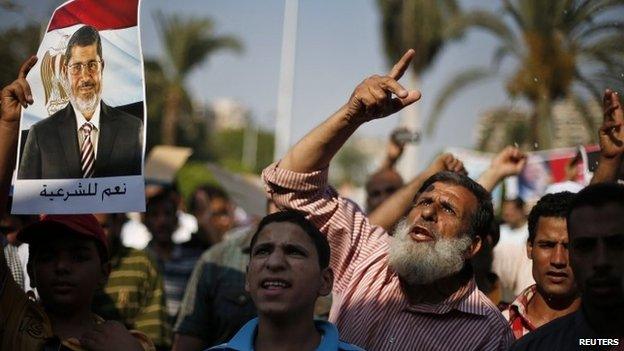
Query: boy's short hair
249 210 331 269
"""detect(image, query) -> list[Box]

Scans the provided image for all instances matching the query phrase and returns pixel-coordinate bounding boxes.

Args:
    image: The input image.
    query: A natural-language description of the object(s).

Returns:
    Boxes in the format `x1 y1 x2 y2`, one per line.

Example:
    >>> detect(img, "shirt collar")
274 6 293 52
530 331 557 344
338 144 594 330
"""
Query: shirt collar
507 284 537 326
404 277 489 316
226 317 360 351
73 100 101 131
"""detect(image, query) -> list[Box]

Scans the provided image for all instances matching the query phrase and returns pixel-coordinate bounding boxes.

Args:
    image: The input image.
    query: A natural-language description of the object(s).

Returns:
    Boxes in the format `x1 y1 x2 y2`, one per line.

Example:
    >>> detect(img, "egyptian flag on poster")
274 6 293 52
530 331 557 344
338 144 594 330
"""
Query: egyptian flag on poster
20 0 143 130
12 0 146 215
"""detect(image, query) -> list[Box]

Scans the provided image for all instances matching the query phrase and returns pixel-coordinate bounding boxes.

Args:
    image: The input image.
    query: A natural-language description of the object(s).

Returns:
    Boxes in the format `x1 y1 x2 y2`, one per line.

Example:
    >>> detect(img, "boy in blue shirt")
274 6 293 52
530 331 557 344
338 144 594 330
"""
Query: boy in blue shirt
209 211 363 351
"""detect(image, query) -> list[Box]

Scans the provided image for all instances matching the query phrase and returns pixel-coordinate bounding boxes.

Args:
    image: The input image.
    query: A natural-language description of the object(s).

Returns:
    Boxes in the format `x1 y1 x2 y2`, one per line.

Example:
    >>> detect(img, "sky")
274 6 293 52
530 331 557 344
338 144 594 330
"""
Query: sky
2 0 513 172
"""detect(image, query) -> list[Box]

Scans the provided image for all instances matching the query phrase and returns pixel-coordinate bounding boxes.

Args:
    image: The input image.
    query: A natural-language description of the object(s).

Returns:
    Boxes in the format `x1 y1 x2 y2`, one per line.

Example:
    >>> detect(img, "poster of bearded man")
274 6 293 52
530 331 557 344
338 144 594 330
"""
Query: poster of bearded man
12 0 146 214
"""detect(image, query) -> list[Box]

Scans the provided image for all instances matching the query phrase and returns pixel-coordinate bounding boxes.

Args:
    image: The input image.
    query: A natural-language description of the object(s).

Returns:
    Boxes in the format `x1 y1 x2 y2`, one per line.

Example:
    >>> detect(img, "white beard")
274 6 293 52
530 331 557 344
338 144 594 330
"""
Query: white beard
63 75 100 117
71 93 99 116
388 218 472 285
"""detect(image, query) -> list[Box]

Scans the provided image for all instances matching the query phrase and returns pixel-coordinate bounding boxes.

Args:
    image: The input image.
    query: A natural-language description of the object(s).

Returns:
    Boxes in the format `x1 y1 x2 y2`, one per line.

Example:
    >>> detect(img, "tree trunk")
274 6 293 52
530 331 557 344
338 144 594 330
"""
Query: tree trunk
162 85 181 145
531 94 553 150
397 73 421 179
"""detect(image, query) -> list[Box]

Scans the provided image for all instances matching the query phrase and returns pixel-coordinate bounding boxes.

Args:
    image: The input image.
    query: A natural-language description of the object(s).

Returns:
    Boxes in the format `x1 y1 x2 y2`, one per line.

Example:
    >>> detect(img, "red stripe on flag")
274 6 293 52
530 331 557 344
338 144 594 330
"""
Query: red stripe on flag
48 0 138 32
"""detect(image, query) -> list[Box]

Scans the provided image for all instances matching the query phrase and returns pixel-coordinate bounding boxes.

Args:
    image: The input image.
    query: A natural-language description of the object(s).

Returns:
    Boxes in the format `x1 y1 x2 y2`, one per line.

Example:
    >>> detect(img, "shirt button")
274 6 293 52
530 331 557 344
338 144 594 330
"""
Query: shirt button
389 337 395 344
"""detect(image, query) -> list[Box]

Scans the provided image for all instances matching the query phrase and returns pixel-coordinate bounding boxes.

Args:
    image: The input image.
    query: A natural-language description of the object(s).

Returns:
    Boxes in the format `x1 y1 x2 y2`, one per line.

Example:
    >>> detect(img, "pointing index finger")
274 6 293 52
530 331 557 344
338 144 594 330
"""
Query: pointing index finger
18 55 38 79
388 49 415 80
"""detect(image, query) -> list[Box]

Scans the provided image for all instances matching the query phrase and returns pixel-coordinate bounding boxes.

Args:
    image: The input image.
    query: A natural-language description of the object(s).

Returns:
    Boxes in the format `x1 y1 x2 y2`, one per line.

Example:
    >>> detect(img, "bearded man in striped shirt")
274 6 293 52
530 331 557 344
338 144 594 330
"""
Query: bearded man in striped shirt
262 50 513 350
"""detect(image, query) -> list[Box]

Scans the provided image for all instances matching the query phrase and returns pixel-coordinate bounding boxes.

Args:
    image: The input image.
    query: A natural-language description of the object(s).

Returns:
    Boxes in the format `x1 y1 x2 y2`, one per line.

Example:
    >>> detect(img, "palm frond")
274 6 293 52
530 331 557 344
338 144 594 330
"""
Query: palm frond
502 0 525 31
574 70 604 104
575 22 624 41
153 11 242 81
571 0 624 26
425 68 494 135
444 10 519 52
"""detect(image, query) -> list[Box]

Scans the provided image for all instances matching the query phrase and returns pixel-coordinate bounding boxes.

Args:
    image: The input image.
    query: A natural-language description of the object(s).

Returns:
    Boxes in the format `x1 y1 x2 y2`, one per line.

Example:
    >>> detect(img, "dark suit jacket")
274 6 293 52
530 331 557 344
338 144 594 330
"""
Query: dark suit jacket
18 101 143 179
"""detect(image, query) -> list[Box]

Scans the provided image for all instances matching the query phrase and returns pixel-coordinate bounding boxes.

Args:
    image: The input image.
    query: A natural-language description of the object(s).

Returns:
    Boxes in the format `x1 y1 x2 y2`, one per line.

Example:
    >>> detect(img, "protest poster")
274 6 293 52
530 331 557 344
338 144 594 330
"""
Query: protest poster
507 146 595 208
12 0 146 214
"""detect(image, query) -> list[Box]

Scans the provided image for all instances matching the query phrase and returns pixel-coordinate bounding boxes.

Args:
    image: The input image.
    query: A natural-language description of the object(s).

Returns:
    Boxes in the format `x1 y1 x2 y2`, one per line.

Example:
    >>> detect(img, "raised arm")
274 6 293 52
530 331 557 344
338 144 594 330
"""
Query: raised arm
368 153 466 231
0 55 36 303
377 127 409 171
477 146 527 192
591 89 624 184
0 56 37 212
279 49 421 173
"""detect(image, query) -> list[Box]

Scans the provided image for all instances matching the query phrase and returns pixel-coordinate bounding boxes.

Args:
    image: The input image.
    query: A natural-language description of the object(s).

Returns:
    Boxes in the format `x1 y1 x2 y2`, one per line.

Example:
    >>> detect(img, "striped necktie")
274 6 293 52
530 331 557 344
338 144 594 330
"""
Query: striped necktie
80 122 95 178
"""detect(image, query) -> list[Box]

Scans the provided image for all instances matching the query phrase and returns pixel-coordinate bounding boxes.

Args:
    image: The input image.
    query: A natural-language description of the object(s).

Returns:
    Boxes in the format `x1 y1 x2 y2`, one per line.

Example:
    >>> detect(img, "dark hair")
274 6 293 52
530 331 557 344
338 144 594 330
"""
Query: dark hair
417 171 494 238
249 211 330 269
566 183 624 236
146 188 178 212
503 197 525 210
188 185 229 213
64 25 103 63
527 192 575 244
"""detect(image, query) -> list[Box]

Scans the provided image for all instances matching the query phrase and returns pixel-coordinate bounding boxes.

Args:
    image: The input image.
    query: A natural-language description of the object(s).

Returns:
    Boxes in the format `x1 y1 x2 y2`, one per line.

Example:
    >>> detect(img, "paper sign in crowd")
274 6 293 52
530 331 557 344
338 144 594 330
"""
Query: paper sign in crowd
12 0 146 214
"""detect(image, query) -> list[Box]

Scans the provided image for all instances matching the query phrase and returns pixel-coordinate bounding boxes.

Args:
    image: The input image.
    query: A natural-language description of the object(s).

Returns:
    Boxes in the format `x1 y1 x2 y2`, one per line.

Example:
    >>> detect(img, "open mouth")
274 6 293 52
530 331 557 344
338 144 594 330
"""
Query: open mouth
409 225 435 242
260 278 292 290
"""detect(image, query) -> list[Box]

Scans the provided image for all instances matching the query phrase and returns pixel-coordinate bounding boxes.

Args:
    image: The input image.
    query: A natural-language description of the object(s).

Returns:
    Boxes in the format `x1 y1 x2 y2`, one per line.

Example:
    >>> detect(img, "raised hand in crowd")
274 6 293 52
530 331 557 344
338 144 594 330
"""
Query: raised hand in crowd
343 50 421 125
0 55 37 214
280 49 420 172
378 127 409 170
478 146 527 192
368 152 466 231
591 89 624 184
0 55 37 123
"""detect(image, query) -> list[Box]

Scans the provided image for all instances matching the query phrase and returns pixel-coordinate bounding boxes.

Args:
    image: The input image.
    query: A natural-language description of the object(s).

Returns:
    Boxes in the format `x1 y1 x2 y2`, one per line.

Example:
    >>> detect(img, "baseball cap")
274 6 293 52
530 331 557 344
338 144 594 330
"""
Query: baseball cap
17 214 109 258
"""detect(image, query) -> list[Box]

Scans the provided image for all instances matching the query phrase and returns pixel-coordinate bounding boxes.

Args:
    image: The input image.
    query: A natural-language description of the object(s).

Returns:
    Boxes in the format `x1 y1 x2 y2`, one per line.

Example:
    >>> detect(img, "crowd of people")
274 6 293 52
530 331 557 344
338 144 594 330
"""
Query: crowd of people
0 48 623 351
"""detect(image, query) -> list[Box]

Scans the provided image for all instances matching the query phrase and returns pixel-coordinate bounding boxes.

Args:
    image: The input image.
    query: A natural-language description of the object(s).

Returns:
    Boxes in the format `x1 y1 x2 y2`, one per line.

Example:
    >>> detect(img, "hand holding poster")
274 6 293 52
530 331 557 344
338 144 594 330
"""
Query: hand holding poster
12 0 146 214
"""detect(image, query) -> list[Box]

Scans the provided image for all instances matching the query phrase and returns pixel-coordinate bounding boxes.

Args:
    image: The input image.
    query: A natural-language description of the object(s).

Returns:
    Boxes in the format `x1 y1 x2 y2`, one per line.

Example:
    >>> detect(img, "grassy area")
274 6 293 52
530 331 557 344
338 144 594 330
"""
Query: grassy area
175 161 219 202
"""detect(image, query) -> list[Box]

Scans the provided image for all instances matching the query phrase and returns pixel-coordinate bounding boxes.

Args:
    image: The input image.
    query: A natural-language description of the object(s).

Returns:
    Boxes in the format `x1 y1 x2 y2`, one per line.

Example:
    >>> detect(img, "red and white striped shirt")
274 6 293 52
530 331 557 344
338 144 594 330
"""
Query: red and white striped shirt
263 164 514 351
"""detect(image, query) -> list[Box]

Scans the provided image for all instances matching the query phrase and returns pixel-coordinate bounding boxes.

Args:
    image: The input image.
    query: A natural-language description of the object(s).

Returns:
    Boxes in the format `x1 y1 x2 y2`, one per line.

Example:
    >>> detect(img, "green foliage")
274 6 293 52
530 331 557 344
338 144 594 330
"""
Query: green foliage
331 141 370 186
211 128 275 174
175 161 219 202
154 11 242 81
152 11 243 145
377 0 462 74
428 0 624 149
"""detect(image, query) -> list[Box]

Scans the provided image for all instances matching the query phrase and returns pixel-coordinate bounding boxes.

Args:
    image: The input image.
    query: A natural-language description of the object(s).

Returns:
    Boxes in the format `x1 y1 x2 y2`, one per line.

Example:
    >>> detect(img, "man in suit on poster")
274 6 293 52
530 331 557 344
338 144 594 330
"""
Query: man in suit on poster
19 25 142 180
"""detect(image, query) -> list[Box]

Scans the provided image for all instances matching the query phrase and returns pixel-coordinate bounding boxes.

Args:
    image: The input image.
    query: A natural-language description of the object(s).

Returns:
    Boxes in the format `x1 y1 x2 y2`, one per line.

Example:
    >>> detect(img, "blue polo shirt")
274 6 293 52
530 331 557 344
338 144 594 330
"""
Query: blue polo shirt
207 318 365 351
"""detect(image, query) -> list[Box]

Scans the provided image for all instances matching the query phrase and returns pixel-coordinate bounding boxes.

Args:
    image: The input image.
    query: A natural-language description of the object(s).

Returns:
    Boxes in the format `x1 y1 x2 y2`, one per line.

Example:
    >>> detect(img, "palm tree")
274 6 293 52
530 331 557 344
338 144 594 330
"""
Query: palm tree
376 0 463 175
154 12 242 145
426 0 624 149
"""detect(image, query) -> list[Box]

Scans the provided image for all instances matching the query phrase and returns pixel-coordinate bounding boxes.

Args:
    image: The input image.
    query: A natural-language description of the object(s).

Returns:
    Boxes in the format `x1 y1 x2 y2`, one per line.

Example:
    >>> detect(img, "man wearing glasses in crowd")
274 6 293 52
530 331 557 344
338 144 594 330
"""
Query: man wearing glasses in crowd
19 25 143 179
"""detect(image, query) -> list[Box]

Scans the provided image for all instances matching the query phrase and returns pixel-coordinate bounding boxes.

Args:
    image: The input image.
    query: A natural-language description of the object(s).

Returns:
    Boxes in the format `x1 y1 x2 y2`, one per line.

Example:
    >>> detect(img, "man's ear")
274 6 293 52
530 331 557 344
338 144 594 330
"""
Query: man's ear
465 235 482 259
527 240 533 260
244 265 250 293
319 267 333 297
